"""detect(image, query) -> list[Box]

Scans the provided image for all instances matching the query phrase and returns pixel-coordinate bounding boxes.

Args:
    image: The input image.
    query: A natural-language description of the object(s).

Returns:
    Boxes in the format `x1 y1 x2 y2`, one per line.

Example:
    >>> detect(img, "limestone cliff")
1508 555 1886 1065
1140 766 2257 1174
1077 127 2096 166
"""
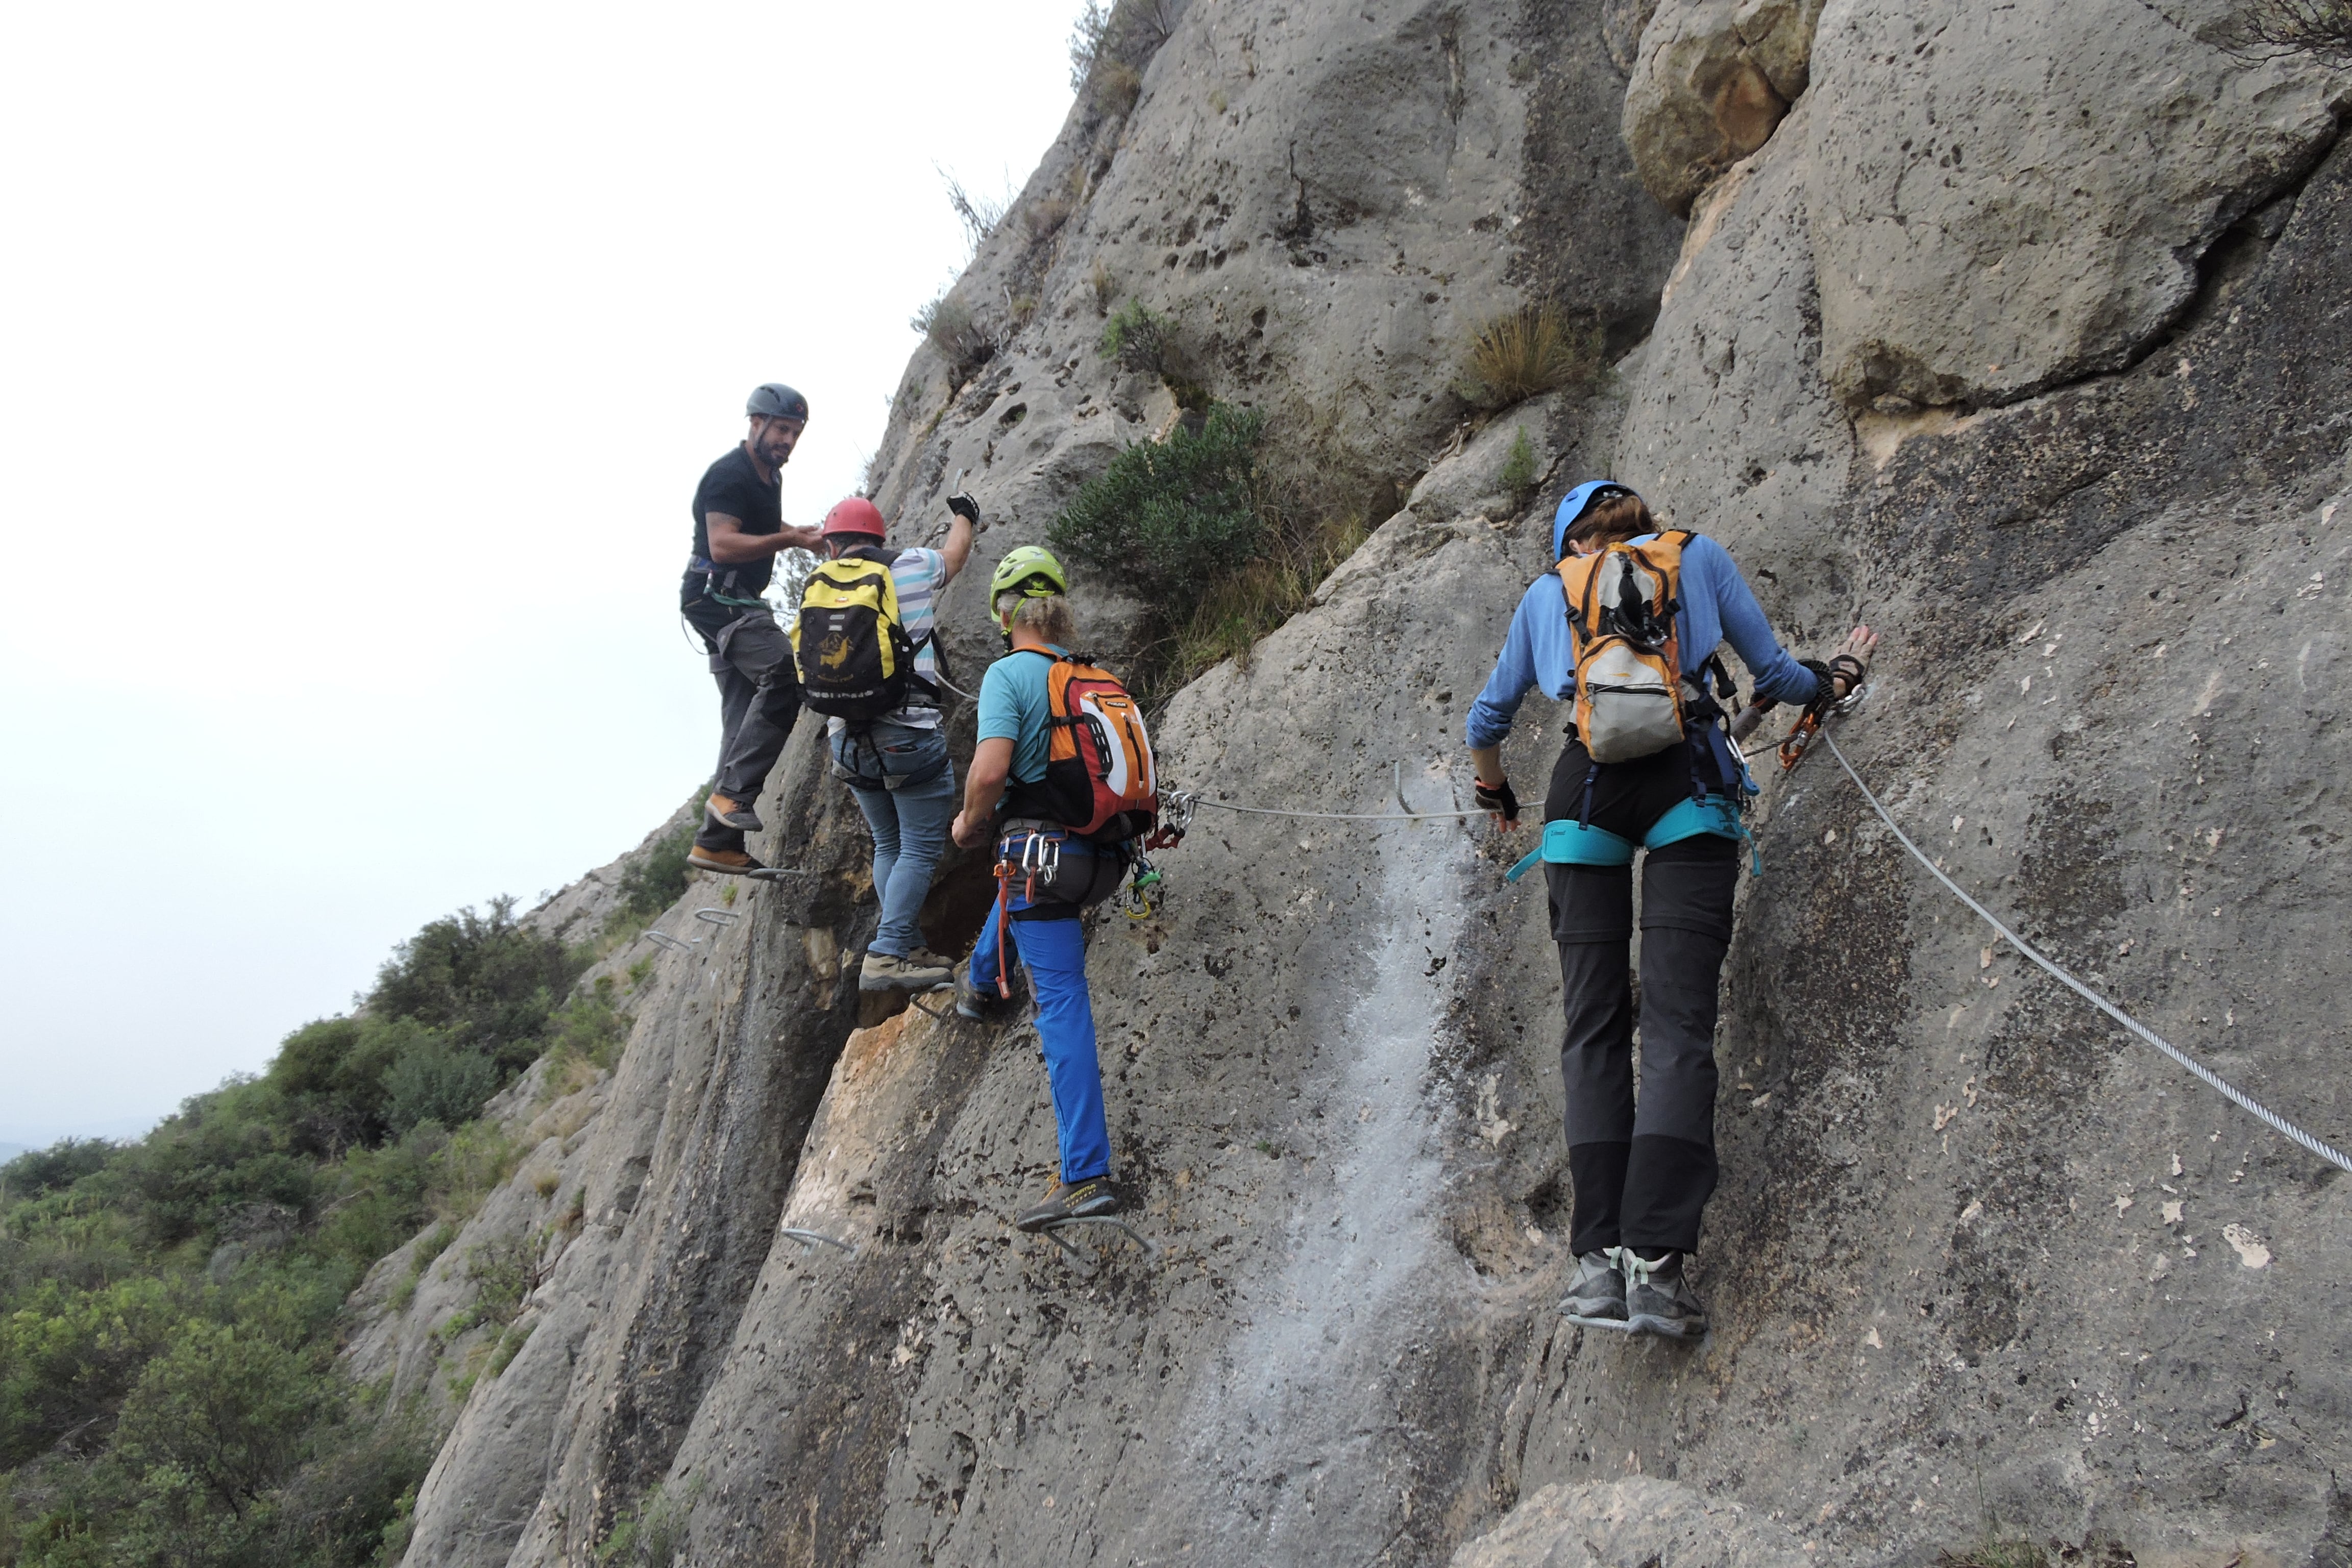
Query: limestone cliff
364 2 2352 1563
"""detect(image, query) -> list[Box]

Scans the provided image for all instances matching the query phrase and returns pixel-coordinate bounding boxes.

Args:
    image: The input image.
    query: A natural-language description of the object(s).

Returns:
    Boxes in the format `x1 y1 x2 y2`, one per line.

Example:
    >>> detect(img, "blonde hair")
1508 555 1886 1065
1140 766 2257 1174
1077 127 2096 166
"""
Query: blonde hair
994 591 1076 645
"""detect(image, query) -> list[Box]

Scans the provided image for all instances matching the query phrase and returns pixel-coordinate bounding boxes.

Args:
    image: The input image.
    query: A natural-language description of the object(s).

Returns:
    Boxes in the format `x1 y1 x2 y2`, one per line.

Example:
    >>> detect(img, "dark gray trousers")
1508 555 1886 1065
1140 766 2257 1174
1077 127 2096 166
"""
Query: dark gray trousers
1543 737 1741 1257
685 602 801 852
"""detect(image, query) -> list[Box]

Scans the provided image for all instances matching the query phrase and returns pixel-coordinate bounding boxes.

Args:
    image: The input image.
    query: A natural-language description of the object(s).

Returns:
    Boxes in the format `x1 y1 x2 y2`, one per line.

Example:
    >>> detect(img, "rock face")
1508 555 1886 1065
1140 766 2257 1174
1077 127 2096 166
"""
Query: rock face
1807 0 2347 411
370 2 2352 1565
1622 0 1825 214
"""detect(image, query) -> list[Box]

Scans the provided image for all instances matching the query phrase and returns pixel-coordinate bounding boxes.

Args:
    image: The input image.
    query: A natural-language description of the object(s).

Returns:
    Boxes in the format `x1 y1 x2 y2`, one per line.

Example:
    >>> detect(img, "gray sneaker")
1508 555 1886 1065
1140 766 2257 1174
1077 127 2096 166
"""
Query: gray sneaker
953 960 1023 1021
860 949 953 993
1616 1248 1707 1338
1560 1251 1631 1331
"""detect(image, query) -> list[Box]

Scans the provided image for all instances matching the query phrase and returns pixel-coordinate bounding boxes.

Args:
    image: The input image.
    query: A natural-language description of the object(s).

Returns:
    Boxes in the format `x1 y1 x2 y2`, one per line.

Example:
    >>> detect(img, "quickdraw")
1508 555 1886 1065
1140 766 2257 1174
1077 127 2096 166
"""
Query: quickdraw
1121 852 1165 922
989 829 1067 999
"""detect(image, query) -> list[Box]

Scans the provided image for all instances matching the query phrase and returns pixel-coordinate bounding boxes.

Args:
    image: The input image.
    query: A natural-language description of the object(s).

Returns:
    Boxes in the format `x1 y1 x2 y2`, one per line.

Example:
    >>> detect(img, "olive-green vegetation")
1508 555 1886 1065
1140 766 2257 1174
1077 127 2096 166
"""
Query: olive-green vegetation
1047 399 1369 693
0 899 610 1568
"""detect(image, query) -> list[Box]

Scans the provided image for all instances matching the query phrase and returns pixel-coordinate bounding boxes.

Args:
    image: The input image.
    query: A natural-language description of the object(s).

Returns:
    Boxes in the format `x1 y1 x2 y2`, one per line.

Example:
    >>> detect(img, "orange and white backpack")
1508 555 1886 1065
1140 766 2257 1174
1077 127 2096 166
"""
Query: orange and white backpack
1004 651 1159 842
1559 530 1697 763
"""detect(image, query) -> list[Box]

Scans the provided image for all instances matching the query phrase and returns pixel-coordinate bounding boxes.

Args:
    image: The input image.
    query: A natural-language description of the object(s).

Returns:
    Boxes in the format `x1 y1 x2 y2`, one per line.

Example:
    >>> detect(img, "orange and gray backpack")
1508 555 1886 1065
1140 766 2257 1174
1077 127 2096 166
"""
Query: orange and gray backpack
1003 651 1159 842
1559 530 1701 763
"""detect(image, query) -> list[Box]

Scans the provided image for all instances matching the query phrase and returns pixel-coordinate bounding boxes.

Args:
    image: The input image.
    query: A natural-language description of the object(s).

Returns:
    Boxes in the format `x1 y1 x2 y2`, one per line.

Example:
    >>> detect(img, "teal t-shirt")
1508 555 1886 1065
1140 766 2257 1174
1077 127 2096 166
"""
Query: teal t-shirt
976 645 1068 785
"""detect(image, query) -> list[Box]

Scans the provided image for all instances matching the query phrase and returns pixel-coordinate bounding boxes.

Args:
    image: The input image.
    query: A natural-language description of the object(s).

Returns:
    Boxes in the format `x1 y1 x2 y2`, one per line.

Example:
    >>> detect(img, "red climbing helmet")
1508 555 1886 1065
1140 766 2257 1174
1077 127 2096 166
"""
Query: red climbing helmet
821 497 887 540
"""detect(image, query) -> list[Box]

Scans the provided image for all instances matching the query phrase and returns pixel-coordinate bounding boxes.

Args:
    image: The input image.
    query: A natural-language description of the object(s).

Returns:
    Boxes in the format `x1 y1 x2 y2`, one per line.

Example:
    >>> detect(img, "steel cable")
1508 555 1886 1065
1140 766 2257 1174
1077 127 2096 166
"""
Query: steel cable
1818 731 2351 1174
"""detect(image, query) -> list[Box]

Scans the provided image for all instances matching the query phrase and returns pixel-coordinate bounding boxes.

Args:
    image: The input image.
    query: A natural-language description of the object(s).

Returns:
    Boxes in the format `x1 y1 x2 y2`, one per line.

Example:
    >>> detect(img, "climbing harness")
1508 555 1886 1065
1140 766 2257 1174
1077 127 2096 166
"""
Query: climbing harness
779 1226 859 1258
693 908 741 927
1032 1215 1160 1275
1815 730 2351 1175
1502 793 1759 881
986 832 1064 999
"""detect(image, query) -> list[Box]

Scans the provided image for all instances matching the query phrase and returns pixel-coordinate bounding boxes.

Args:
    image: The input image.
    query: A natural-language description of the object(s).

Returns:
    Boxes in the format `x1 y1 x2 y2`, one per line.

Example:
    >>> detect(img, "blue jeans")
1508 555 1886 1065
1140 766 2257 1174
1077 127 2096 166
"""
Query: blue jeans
829 721 955 958
970 835 1110 1183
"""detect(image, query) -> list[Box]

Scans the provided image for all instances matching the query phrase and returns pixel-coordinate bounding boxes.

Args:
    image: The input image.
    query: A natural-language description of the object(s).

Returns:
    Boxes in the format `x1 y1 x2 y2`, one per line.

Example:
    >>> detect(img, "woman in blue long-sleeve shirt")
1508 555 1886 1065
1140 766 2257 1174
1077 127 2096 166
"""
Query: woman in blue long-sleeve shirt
1466 481 1876 1338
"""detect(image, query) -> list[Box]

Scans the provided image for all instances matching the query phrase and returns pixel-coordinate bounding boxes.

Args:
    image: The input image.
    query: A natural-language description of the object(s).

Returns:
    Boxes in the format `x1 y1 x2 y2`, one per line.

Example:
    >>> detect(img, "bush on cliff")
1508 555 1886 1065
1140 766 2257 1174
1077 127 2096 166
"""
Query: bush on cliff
0 900 607 1567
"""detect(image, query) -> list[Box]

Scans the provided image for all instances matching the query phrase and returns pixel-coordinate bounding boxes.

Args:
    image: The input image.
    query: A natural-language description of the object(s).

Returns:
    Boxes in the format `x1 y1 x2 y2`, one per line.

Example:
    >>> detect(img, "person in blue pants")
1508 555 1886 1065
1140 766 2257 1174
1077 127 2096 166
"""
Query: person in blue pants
1467 481 1878 1338
949 546 1121 1232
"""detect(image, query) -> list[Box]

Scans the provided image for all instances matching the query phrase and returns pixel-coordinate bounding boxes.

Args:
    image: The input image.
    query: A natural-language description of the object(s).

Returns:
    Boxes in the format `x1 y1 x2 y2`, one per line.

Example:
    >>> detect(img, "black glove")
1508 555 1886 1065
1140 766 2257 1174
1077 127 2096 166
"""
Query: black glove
1475 777 1520 824
946 493 981 524
1798 658 1838 715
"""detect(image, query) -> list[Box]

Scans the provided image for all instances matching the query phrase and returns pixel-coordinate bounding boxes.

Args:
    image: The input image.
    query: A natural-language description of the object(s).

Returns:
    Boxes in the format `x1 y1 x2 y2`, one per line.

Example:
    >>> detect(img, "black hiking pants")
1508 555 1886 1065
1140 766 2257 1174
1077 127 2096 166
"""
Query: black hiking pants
685 600 802 853
1544 737 1739 1258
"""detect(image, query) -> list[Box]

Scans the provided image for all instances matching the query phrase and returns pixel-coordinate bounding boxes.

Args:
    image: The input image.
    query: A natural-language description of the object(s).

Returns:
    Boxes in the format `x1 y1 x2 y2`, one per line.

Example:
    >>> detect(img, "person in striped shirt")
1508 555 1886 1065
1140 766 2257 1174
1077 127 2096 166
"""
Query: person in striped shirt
812 494 976 991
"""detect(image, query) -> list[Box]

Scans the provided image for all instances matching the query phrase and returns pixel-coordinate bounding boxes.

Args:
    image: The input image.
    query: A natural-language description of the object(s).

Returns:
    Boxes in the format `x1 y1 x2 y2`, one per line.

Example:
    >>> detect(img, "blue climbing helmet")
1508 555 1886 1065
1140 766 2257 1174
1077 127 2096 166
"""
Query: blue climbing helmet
1552 480 1642 560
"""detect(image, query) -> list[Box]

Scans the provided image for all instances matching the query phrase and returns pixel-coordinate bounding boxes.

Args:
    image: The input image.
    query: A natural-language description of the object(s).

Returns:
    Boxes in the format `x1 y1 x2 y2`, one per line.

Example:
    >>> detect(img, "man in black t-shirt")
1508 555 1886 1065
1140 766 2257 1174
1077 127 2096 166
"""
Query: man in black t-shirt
681 382 823 875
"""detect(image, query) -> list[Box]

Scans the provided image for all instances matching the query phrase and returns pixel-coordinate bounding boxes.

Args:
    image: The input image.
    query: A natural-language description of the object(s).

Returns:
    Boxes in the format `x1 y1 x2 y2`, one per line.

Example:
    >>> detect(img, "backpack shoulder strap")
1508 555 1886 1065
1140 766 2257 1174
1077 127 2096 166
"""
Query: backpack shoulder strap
1556 554 1605 634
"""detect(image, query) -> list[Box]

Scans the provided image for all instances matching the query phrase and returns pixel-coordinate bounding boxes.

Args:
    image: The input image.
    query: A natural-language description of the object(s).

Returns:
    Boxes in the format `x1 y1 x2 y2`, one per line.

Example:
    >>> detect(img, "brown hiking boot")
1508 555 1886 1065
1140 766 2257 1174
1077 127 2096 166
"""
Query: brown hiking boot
687 845 767 876
705 792 764 833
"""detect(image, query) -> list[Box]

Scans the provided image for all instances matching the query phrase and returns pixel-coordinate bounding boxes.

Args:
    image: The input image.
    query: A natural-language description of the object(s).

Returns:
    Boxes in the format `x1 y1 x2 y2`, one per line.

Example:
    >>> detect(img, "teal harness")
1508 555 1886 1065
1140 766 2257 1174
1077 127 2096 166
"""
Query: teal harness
1503 793 1760 881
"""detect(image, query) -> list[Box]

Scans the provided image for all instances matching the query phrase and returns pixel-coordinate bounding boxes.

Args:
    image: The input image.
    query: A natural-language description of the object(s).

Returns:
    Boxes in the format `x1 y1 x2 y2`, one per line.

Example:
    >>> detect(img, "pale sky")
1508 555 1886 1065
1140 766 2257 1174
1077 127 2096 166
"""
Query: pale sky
0 1 1091 1146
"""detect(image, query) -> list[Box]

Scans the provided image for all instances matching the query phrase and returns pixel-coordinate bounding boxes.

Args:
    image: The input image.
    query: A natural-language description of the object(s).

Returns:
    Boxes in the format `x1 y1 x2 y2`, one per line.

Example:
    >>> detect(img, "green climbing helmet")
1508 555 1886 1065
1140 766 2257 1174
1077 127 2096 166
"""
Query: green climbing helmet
989 545 1069 601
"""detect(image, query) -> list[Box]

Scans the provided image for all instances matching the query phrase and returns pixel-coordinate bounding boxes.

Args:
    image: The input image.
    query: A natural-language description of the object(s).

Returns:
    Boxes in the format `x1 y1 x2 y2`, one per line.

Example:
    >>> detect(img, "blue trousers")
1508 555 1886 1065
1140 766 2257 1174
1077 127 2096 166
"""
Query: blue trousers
830 721 955 958
970 863 1110 1184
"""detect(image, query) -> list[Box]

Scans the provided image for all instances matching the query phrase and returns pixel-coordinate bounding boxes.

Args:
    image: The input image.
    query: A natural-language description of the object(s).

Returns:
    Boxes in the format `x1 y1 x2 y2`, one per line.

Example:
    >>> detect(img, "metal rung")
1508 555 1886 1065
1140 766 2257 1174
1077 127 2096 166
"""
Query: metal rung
780 1227 858 1258
693 908 741 926
1035 1215 1160 1273
642 930 699 953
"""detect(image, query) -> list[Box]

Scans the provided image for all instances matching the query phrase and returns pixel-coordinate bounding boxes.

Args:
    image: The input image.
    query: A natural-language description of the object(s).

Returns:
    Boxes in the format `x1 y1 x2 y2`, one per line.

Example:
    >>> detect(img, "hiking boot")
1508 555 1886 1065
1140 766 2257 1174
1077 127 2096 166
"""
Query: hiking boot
705 792 764 833
860 948 954 993
1616 1248 1707 1339
953 960 1022 1022
1016 1175 1119 1232
1559 1251 1631 1331
687 845 767 876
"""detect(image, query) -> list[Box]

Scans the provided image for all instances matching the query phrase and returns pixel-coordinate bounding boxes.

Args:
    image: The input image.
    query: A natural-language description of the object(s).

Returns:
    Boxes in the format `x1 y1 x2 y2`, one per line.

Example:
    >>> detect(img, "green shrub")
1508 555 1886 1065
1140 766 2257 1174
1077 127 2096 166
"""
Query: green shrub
1097 297 1168 374
487 1319 535 1378
545 995 628 1072
0 1275 182 1465
1499 427 1537 495
112 1321 321 1516
0 1141 113 1202
0 881 608 1567
367 896 585 1069
1049 402 1268 622
611 818 695 929
381 1037 499 1138
598 1479 700 1568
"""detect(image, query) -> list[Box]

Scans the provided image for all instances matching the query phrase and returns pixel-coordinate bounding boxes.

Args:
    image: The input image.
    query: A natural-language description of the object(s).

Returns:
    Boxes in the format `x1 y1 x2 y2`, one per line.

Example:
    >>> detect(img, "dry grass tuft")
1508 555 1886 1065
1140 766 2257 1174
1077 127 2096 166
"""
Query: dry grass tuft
1094 59 1143 117
1464 305 1600 408
1025 194 1074 242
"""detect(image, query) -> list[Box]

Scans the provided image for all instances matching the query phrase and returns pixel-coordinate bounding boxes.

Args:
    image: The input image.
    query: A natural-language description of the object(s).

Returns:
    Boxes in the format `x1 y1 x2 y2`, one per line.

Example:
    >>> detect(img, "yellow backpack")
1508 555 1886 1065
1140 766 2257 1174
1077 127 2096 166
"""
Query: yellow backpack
1558 531 1695 763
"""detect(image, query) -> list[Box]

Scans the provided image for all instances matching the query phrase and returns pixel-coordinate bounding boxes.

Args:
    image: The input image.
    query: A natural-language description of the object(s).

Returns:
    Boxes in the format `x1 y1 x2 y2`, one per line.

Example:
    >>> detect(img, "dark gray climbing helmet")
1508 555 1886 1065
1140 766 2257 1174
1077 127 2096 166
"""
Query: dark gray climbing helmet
747 382 809 422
